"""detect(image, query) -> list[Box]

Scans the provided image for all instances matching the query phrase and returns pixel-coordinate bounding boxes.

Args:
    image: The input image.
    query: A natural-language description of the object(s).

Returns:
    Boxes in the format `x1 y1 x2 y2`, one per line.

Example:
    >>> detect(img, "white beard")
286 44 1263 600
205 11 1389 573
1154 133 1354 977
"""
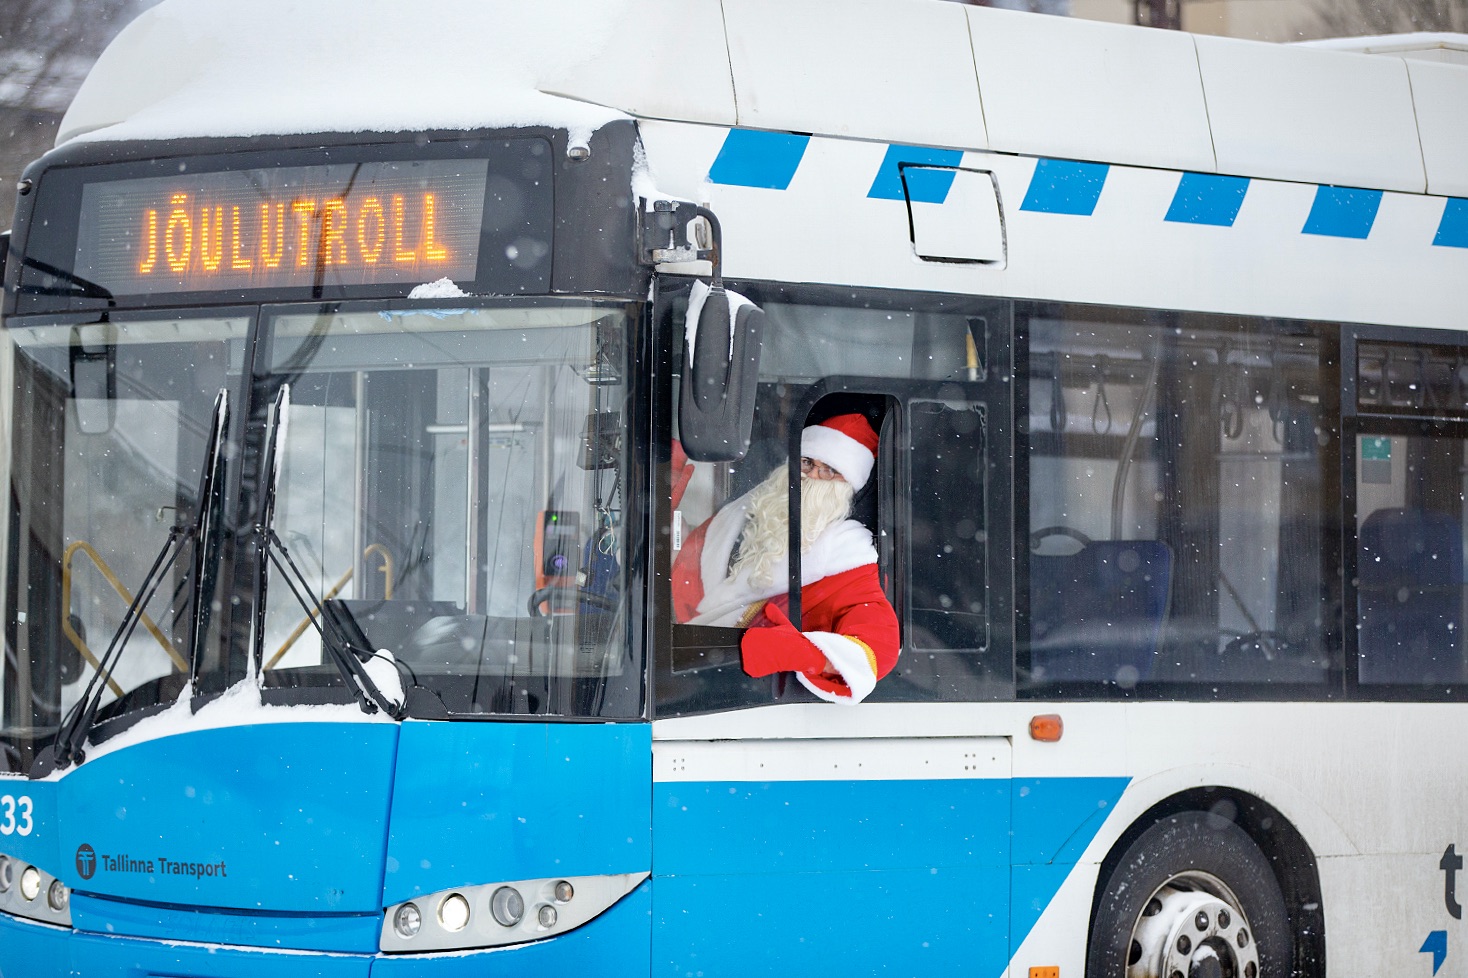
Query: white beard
729 467 856 589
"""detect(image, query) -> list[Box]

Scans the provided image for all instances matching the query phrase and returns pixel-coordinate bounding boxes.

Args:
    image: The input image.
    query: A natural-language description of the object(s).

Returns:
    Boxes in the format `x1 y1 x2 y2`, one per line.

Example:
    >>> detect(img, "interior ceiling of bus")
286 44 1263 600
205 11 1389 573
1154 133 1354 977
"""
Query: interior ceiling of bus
56 0 1466 200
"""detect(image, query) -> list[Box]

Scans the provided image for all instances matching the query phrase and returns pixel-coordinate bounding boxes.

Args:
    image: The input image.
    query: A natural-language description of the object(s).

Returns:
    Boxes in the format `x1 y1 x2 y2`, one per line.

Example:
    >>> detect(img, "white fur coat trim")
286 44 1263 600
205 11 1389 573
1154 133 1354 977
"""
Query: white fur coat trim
796 632 879 705
689 489 877 627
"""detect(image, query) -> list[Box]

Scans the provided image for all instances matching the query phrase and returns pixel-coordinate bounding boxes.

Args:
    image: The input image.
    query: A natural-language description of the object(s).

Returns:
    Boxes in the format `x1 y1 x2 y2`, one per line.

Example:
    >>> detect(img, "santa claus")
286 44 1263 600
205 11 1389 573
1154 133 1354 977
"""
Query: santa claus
672 413 899 704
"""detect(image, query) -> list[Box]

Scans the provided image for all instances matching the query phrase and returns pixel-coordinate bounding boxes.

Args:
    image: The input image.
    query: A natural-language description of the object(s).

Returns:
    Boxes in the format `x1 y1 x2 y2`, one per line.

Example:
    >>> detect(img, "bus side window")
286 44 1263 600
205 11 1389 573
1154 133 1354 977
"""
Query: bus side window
1023 308 1331 693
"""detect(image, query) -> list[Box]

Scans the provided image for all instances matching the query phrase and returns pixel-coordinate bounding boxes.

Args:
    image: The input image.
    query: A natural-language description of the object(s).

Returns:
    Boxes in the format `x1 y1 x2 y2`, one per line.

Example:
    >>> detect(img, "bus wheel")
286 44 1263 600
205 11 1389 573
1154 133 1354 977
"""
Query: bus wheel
1087 811 1293 978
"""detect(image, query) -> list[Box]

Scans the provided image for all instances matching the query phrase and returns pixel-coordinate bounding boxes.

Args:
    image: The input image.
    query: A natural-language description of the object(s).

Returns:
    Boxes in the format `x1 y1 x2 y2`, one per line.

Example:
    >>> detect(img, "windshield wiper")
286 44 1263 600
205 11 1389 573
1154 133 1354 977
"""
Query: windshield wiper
31 389 231 778
251 385 404 719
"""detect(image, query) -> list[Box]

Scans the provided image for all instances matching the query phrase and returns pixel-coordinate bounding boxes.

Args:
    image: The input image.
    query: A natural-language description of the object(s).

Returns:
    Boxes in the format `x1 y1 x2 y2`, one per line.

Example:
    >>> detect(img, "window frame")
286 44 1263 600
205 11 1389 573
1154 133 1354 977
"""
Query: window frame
652 277 1014 717
1015 301 1345 703
1341 323 1468 702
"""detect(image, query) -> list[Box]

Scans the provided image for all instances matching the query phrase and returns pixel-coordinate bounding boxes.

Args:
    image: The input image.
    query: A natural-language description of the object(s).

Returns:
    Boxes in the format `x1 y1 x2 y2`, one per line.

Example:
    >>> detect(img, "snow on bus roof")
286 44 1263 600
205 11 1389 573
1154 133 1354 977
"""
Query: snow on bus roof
60 0 628 145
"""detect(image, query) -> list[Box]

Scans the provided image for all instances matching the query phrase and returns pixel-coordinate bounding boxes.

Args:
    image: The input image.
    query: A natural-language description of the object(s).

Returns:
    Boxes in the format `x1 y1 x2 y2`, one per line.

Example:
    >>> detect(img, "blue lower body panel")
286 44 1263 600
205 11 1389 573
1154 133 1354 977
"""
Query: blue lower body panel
70 893 381 954
0 916 70 978
652 778 1012 977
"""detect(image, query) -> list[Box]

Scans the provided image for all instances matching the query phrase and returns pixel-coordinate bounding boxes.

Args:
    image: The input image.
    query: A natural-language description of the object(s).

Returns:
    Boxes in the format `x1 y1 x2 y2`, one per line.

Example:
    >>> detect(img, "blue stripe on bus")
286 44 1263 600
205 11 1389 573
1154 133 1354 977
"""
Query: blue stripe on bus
1165 173 1250 227
1021 159 1110 216
1302 185 1383 239
1434 198 1468 248
1012 777 1129 864
867 144 966 203
707 129 810 190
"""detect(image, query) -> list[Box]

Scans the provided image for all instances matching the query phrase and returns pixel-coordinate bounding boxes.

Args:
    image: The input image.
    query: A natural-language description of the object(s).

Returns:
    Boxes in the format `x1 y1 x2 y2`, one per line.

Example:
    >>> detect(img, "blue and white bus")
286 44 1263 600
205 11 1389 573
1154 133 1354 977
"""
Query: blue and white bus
1 1 1466 975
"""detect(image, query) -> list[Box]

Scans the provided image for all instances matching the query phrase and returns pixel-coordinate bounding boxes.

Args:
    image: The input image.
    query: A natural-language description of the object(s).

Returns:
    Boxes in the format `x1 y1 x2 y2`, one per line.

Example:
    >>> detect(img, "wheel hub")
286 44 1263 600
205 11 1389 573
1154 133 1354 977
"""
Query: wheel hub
1126 874 1260 978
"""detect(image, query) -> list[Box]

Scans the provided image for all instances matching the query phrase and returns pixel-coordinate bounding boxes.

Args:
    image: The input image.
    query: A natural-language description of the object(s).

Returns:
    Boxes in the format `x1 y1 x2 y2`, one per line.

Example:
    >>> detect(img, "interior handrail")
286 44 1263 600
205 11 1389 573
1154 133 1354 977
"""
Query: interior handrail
363 543 395 600
61 540 188 697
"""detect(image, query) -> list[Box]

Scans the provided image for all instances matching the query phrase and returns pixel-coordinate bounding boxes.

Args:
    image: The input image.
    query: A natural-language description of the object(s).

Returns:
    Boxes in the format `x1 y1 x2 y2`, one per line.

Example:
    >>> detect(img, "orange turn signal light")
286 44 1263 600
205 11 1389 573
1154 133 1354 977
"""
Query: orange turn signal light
1029 714 1063 742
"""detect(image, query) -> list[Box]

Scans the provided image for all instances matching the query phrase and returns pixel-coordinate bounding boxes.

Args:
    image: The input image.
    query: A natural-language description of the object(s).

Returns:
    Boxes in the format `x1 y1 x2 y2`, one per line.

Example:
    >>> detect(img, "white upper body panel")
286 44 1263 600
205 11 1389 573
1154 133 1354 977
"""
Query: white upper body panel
1408 59 1468 197
60 0 1465 202
967 8 1213 174
721 0 987 150
1195 35 1426 193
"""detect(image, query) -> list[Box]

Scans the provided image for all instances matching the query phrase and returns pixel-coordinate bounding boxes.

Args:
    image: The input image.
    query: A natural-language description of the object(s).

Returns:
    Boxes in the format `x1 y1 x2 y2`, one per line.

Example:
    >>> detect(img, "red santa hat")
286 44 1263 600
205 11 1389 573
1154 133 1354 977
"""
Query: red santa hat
801 413 879 491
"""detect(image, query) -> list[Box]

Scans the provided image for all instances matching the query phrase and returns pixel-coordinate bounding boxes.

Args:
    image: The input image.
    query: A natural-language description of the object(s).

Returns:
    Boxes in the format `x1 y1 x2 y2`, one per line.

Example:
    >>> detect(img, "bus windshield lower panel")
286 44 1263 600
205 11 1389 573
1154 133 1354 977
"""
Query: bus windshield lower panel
0 301 638 773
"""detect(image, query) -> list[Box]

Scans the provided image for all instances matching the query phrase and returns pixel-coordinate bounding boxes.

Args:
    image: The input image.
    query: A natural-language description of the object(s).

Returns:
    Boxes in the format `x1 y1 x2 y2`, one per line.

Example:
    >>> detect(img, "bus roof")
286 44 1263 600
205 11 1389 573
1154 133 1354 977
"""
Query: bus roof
59 0 1467 198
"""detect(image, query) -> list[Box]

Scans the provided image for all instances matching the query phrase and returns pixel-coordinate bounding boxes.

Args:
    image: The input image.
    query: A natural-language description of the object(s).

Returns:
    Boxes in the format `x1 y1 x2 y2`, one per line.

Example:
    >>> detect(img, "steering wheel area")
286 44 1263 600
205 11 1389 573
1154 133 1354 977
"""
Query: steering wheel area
527 585 618 618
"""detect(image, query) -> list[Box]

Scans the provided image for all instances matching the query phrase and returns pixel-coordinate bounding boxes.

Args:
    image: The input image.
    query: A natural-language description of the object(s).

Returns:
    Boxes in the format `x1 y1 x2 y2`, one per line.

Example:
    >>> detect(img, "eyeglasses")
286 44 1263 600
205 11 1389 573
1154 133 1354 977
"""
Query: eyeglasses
799 457 841 481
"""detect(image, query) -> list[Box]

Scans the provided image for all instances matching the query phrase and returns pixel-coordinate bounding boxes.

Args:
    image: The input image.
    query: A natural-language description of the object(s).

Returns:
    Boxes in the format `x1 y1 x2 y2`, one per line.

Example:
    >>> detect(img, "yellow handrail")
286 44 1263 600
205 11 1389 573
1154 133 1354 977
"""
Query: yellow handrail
364 543 394 600
61 540 188 698
266 544 394 669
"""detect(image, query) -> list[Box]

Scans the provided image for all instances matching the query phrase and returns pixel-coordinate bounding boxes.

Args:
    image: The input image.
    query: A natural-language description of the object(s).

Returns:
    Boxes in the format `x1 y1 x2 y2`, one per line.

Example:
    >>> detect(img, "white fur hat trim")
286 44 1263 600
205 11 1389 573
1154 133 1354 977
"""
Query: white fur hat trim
801 425 875 491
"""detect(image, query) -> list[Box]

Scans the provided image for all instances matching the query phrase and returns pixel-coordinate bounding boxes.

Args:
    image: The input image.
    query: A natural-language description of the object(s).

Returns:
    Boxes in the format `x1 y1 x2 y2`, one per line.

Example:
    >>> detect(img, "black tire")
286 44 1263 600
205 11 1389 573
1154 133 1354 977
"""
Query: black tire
1087 811 1293 978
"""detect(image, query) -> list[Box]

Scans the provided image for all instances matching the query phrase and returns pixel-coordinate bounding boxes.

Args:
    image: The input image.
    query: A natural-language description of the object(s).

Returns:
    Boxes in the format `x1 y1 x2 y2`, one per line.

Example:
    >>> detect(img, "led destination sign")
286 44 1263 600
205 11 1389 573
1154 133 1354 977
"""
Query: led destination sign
74 158 492 295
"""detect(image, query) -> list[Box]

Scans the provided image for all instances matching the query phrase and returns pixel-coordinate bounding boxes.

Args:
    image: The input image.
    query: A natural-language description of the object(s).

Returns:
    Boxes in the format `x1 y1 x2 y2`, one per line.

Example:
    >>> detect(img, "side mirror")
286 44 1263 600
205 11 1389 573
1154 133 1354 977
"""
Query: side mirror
679 280 763 461
69 321 117 435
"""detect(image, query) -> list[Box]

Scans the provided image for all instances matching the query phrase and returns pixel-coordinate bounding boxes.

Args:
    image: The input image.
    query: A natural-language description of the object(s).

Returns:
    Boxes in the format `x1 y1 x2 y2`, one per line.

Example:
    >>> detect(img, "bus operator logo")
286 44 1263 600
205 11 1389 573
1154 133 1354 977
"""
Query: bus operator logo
75 844 96 880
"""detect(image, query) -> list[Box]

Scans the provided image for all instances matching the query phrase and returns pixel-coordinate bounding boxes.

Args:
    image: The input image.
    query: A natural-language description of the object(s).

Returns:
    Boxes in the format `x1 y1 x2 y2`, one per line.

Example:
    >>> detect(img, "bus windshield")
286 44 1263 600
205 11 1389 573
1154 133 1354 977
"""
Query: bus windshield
0 300 639 772
251 304 636 719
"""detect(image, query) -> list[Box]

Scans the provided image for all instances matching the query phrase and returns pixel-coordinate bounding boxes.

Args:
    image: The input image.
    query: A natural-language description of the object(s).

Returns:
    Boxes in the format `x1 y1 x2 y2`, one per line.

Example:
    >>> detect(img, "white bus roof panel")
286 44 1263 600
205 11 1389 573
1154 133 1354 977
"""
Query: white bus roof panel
543 0 736 127
720 0 987 150
1196 35 1427 193
967 8 1215 174
1303 32 1468 65
1408 60 1468 198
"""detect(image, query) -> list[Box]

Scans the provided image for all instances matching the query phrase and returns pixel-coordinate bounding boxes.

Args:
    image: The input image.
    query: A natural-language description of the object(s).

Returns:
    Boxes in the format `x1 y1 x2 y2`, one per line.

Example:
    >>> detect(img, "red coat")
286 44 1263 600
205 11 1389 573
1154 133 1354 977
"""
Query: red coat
672 513 899 702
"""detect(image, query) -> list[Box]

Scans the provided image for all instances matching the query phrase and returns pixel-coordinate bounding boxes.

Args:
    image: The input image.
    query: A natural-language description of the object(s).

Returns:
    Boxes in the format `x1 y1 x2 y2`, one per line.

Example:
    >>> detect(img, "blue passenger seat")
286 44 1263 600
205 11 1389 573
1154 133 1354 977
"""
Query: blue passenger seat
1357 507 1464 684
1029 538 1173 684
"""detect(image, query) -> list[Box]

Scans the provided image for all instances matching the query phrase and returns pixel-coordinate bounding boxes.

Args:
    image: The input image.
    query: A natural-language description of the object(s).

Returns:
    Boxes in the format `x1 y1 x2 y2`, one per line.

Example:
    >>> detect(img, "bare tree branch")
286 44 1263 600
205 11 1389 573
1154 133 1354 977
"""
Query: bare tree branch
0 0 152 227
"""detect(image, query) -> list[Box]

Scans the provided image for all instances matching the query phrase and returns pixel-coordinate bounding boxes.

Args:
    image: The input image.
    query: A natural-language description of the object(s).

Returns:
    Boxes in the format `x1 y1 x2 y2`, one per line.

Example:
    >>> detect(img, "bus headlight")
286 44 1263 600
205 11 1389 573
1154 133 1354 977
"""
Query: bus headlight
438 892 470 931
489 886 523 927
0 852 72 928
380 871 647 954
393 902 421 938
